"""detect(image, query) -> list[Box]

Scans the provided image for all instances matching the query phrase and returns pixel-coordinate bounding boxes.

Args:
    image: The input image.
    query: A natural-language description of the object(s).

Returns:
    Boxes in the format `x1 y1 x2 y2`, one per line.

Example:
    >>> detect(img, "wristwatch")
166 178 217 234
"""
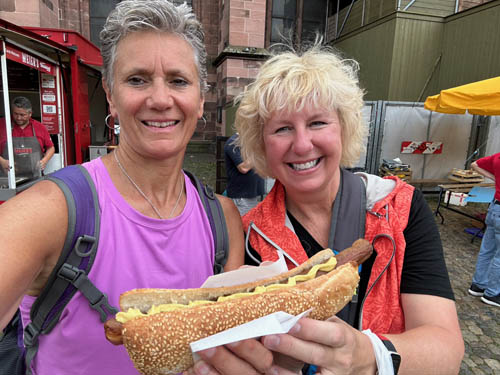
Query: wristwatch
381 339 401 374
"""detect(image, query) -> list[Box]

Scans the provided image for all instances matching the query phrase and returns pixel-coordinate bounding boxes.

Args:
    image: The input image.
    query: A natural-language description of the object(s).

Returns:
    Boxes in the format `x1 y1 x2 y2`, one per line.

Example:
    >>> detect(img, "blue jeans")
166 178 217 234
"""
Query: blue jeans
472 202 500 297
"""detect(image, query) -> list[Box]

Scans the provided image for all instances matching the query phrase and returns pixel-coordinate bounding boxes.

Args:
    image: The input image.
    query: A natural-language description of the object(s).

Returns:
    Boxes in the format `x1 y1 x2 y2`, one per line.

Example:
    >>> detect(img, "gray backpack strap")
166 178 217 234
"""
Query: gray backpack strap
184 170 229 274
328 168 366 327
328 169 366 249
24 165 117 374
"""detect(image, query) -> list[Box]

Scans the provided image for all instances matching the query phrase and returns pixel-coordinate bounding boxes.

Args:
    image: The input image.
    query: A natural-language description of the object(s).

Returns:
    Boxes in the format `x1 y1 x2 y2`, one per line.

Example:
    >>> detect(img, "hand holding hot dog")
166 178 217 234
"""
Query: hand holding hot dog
105 239 372 375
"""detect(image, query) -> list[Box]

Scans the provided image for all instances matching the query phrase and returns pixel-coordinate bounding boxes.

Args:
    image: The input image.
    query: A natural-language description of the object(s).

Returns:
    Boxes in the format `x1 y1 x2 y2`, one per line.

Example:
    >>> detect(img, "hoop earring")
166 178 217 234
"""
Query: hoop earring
105 114 120 131
200 116 207 130
105 114 114 130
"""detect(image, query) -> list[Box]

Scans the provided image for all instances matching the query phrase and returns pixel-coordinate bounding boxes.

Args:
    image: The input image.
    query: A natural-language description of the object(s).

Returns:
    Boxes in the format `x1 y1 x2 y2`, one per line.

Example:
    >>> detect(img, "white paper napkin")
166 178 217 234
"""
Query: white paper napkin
200 253 288 288
190 309 311 364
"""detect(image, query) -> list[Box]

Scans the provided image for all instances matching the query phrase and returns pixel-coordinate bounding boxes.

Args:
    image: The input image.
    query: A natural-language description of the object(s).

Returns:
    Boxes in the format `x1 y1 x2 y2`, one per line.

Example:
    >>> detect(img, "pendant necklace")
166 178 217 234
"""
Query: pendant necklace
114 150 183 219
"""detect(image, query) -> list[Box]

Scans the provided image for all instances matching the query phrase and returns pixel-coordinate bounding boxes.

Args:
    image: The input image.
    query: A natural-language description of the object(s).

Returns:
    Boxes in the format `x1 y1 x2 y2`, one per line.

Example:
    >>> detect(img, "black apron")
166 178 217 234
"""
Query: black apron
1 123 42 179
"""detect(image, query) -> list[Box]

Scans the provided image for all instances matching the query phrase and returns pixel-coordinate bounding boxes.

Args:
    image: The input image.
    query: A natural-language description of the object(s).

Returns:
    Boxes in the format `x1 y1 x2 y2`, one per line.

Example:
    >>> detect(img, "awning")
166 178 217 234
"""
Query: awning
424 76 500 116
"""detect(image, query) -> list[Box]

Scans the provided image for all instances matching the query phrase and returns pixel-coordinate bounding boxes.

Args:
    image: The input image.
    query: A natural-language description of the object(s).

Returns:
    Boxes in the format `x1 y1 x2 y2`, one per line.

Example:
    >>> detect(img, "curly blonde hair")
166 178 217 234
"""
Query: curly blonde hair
235 44 367 178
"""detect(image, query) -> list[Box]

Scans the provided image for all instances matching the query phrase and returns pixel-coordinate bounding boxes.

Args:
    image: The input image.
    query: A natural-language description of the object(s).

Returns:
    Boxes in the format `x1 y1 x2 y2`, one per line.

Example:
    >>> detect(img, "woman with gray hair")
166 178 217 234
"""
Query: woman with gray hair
0 1 244 374
189 45 464 375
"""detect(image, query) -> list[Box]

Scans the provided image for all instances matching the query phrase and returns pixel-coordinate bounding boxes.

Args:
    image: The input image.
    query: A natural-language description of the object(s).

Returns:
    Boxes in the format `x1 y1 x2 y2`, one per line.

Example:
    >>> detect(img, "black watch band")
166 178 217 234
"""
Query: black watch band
381 339 401 374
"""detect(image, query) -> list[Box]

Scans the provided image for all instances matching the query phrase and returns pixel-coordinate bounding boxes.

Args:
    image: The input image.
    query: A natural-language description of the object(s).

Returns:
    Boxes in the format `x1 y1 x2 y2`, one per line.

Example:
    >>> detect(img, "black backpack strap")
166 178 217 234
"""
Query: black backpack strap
329 169 366 327
24 165 117 374
184 170 229 274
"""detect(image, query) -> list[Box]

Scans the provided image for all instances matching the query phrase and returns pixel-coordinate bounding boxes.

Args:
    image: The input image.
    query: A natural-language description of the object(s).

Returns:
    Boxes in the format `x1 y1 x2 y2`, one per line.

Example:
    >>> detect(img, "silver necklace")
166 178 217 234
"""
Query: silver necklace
114 150 183 219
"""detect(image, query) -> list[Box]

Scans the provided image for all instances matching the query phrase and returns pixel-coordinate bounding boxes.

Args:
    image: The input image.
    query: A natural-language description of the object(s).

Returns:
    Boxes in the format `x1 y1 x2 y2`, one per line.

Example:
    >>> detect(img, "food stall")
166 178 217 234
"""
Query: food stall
0 19 108 202
424 77 500 232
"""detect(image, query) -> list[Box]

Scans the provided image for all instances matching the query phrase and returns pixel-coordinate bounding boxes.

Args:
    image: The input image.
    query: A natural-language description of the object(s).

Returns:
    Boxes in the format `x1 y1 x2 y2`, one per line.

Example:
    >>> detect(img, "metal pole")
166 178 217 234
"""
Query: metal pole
362 0 366 26
455 0 460 13
403 0 417 12
422 110 433 179
335 0 340 39
56 65 66 169
324 0 329 40
397 0 402 11
337 0 356 39
1 40 17 189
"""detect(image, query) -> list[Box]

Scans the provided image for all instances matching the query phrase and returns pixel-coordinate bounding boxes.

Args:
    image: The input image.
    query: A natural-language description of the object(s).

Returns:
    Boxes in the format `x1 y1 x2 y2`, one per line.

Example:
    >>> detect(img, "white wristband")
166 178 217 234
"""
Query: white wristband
362 329 394 375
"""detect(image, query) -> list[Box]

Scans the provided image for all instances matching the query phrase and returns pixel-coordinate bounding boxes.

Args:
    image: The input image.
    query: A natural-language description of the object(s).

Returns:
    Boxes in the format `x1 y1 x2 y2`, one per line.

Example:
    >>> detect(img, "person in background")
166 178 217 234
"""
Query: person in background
468 153 500 307
188 43 464 375
0 96 55 178
0 1 244 374
224 132 265 215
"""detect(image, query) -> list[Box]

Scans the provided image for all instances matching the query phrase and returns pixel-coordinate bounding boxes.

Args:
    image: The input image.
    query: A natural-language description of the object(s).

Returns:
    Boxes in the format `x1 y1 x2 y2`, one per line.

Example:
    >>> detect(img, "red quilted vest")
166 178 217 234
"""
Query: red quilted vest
242 176 414 334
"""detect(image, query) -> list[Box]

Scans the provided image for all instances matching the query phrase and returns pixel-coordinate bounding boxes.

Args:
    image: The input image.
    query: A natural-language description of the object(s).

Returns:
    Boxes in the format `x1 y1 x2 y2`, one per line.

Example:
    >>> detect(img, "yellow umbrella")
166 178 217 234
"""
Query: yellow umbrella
424 76 500 116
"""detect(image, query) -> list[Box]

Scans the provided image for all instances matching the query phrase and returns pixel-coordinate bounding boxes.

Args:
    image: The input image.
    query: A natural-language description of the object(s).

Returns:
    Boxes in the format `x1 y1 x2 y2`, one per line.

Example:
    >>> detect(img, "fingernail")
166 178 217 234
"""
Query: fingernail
289 322 301 334
227 341 240 348
194 360 211 375
266 366 279 375
200 347 216 358
264 335 280 349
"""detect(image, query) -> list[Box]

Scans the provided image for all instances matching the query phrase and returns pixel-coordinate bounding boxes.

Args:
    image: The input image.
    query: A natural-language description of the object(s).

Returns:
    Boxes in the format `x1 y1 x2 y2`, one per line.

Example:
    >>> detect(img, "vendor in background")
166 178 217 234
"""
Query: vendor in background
224 133 265 215
468 153 500 307
0 96 55 178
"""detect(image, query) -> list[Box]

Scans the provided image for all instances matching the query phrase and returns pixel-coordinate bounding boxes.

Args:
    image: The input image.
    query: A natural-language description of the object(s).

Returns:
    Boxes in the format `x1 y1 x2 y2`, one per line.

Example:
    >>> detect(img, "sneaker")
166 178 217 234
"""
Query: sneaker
481 295 500 307
468 284 485 297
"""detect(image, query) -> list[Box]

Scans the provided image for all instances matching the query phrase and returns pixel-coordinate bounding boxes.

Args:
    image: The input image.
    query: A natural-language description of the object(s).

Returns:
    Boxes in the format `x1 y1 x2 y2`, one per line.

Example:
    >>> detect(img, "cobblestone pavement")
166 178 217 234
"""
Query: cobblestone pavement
427 199 500 375
183 153 499 374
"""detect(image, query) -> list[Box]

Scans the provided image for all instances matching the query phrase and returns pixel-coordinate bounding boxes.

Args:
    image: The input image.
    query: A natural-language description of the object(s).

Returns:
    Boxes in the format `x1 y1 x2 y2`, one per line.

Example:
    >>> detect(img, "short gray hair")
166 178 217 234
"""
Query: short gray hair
12 96 32 112
100 0 208 93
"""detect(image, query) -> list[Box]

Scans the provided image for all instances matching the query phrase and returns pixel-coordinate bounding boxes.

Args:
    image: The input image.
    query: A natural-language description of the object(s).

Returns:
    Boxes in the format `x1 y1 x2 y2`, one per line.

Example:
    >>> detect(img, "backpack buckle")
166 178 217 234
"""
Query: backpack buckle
204 184 215 199
24 322 40 347
90 293 118 323
58 263 84 284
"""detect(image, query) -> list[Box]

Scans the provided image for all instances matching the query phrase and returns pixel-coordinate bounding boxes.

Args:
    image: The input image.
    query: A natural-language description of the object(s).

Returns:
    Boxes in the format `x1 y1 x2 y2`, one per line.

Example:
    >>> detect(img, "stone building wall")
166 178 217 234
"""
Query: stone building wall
58 0 90 39
0 0 57 28
0 0 90 38
216 0 267 135
191 0 220 141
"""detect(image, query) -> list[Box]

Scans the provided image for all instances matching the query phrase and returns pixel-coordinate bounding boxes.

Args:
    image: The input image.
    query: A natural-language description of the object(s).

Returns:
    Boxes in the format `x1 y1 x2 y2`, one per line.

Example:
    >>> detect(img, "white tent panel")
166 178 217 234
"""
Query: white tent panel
486 116 500 156
352 105 374 170
379 105 473 179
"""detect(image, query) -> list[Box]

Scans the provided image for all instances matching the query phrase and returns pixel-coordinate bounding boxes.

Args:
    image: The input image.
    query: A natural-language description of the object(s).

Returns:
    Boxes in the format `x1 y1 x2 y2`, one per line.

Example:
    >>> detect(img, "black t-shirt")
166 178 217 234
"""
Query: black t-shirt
245 189 455 306
224 134 265 199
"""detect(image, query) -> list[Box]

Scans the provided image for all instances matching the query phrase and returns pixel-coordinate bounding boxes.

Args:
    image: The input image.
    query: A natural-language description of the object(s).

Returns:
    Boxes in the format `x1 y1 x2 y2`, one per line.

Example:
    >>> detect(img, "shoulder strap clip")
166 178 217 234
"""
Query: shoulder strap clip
23 322 40 348
57 263 117 322
89 293 118 323
204 184 216 200
73 235 97 257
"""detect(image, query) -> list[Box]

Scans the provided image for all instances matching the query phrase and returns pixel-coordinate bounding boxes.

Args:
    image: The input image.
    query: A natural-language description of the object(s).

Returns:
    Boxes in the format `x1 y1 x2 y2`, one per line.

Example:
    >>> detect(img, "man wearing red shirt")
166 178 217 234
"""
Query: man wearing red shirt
0 96 54 178
468 152 500 307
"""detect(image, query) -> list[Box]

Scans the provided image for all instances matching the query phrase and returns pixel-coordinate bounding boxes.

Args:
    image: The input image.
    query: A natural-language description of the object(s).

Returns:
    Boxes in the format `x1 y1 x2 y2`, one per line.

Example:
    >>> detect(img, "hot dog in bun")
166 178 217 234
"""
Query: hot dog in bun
104 239 372 375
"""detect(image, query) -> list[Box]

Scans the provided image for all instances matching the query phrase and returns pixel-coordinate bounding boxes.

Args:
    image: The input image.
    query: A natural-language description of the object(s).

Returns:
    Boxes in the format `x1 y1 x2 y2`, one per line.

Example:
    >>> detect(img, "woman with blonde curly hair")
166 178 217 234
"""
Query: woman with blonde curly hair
190 45 463 375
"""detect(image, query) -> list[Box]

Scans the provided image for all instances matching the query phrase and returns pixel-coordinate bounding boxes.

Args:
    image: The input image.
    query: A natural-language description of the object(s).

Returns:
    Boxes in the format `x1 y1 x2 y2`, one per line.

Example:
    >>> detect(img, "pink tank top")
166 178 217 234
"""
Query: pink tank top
20 158 215 374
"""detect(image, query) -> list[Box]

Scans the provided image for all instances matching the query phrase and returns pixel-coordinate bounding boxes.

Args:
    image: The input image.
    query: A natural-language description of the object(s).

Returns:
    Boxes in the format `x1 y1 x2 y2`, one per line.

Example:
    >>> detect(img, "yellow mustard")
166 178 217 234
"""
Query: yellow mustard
116 256 337 323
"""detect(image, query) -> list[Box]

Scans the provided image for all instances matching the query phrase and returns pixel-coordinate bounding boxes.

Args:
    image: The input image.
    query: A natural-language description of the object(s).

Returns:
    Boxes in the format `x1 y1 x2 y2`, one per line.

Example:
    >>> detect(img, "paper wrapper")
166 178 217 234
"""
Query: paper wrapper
192 253 305 358
190 309 311 360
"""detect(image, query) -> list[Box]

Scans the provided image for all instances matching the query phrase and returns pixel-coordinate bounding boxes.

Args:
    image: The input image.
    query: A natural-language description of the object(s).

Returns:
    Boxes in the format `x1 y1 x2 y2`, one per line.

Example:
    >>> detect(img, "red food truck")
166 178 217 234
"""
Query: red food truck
0 19 111 202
